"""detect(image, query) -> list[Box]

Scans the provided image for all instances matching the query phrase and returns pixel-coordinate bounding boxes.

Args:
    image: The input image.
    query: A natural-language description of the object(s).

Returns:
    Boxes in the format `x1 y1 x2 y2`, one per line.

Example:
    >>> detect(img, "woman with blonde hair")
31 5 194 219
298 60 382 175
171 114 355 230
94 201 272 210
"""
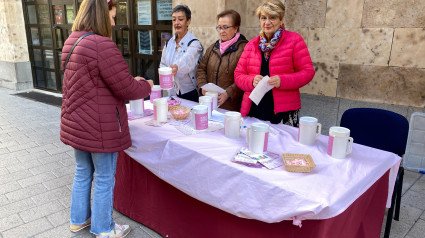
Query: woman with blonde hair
235 0 315 126
61 0 153 237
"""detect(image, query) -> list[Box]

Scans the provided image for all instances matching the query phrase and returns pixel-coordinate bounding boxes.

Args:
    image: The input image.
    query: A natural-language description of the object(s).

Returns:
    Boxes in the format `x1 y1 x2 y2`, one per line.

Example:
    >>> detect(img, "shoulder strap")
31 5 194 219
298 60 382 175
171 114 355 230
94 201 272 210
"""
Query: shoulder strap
187 39 198 46
64 32 96 71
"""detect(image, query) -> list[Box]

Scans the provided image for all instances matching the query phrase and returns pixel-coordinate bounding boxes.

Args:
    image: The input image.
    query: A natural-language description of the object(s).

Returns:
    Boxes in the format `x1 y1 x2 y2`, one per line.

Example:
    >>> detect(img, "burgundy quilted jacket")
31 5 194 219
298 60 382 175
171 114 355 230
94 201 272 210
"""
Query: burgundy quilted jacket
60 31 151 153
234 30 315 117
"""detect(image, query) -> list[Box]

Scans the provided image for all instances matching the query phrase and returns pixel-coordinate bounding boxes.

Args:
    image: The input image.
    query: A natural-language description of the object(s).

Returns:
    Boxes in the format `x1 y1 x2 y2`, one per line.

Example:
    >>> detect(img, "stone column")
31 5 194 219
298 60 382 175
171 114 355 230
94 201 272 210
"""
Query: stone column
0 0 33 91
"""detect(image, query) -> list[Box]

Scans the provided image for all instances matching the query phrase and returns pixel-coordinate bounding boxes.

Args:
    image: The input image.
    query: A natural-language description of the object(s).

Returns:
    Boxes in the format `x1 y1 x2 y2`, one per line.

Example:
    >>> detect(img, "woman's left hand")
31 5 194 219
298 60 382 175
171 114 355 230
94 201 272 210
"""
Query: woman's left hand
218 92 229 106
268 75 281 88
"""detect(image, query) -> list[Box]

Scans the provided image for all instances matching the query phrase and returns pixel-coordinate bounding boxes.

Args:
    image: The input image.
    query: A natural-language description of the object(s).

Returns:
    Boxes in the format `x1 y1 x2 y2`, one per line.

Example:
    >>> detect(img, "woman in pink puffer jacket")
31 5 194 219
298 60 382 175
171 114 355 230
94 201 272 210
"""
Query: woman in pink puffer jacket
234 0 315 126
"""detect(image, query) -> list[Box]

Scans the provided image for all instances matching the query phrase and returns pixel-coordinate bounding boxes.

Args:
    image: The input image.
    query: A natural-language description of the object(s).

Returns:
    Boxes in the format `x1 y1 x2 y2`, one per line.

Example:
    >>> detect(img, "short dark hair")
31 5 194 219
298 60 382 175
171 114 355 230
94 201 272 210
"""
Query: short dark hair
172 5 191 20
217 9 241 32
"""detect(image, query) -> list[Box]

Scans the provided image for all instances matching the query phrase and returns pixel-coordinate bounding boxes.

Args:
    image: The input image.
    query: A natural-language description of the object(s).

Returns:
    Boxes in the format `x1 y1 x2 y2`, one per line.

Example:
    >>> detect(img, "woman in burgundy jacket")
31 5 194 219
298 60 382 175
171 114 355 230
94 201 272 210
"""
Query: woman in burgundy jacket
234 0 315 126
60 0 152 237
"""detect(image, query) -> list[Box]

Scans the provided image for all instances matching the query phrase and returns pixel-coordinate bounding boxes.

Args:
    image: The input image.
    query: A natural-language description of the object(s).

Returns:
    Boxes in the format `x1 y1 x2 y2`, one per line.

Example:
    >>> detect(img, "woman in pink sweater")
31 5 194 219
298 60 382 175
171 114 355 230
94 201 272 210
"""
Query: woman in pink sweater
234 0 315 126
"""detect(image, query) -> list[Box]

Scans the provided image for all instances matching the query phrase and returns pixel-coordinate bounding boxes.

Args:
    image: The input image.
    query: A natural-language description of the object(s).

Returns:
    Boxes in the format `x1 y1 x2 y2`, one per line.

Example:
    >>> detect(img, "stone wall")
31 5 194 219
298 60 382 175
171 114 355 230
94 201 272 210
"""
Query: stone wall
177 0 425 108
0 0 32 90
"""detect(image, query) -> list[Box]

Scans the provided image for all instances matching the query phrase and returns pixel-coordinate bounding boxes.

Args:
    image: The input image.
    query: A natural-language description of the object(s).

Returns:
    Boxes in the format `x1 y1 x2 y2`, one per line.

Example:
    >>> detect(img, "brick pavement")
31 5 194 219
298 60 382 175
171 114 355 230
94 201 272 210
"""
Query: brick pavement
0 87 424 238
0 88 160 238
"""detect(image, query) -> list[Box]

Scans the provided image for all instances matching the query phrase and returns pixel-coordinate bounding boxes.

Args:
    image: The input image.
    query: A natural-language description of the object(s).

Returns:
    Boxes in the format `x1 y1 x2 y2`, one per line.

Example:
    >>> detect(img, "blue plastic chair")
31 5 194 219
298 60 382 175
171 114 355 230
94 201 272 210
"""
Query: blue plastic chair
340 108 409 238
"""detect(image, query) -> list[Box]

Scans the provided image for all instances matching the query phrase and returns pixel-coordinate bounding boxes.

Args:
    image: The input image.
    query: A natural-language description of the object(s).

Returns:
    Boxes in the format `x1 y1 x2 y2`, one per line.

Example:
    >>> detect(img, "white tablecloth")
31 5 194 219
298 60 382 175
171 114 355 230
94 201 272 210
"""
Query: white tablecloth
125 99 401 223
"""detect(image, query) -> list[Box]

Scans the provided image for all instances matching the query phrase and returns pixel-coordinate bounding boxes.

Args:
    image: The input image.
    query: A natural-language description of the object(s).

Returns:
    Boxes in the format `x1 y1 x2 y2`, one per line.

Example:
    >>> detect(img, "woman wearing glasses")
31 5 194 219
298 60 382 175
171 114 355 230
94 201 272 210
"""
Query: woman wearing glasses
160 5 203 102
196 9 248 111
235 0 315 126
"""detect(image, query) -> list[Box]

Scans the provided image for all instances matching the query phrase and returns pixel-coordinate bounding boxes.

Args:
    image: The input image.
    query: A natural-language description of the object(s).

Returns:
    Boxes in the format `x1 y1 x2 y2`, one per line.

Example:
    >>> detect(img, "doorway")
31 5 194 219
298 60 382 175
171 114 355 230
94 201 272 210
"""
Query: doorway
22 0 172 92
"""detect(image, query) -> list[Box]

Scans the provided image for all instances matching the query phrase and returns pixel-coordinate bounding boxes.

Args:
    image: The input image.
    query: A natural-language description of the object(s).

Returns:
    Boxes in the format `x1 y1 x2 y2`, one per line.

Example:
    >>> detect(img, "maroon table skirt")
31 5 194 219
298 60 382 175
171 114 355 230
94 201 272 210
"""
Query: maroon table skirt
114 151 388 238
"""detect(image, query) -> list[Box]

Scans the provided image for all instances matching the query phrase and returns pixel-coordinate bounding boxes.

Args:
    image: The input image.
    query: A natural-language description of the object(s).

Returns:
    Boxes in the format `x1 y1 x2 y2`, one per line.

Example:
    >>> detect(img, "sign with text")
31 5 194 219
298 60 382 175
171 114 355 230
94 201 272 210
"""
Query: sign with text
156 0 172 21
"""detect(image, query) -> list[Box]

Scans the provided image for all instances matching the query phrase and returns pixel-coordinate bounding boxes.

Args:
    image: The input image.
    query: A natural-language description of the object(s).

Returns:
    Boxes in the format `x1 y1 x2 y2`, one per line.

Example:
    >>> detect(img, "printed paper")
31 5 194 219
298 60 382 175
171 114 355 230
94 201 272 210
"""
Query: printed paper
249 76 273 105
201 83 226 94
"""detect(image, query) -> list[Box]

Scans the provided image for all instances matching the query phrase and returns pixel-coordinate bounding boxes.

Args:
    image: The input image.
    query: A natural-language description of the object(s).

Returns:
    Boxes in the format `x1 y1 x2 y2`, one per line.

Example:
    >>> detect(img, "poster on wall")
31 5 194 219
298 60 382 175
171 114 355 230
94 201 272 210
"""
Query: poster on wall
160 32 172 50
156 0 172 21
137 0 152 25
38 5 50 24
66 6 75 24
54 6 63 24
139 31 152 55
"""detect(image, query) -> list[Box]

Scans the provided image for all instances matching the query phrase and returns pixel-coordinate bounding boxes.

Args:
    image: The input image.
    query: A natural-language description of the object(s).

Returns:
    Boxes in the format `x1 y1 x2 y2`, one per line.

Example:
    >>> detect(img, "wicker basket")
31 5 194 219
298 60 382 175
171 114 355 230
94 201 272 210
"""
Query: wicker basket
170 106 191 120
282 153 315 173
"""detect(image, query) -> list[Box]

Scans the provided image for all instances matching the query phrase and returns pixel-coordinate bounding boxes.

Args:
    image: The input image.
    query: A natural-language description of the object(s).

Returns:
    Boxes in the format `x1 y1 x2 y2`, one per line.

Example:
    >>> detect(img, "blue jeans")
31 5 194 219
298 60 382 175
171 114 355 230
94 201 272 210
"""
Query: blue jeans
70 149 118 235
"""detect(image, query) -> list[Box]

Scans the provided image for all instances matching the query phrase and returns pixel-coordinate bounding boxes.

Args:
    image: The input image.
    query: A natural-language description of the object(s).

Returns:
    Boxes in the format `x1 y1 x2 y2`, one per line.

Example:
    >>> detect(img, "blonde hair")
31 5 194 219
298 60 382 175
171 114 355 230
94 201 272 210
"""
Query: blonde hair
256 0 285 20
72 0 118 37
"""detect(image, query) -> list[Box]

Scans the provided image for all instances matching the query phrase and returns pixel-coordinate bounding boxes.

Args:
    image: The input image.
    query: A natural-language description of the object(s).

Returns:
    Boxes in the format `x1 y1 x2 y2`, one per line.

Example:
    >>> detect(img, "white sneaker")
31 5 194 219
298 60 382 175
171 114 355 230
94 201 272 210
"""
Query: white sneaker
96 224 131 238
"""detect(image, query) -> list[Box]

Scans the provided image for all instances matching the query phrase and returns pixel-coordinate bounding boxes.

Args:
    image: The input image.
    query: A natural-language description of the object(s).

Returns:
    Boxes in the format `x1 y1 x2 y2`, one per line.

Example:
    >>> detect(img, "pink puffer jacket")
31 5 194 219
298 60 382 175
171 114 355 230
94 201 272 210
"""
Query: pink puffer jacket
234 30 315 117
60 31 151 153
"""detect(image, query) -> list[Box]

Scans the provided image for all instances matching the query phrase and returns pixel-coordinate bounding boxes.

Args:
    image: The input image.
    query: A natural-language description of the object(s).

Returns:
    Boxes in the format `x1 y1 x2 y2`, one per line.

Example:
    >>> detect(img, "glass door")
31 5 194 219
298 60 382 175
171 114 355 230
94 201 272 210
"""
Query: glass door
23 0 77 92
52 0 75 92
23 0 55 91
112 0 132 72
22 0 172 92
133 0 172 83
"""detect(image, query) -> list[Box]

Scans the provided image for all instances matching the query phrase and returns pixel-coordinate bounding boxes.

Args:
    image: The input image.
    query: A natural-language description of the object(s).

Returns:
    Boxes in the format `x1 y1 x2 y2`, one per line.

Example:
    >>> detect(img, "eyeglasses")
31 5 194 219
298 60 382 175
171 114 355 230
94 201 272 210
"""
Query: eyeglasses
216 26 234 32
259 15 280 22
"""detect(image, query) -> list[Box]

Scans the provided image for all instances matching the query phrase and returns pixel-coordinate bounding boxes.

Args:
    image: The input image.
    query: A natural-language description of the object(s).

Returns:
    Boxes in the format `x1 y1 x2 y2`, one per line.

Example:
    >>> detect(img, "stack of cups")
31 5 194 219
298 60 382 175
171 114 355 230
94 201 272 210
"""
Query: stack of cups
130 99 144 116
327 126 354 159
150 85 162 103
246 123 269 154
158 67 173 89
205 91 218 110
224 111 243 138
298 116 322 146
192 105 208 130
153 98 168 123
199 96 213 120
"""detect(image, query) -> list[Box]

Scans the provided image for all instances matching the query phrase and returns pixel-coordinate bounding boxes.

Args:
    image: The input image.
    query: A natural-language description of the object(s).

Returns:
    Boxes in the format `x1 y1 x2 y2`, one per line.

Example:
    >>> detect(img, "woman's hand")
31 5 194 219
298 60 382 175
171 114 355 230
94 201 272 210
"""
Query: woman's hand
135 76 154 88
268 75 281 88
218 92 229 105
252 75 264 87
170 64 178 76
201 89 207 96
146 80 154 88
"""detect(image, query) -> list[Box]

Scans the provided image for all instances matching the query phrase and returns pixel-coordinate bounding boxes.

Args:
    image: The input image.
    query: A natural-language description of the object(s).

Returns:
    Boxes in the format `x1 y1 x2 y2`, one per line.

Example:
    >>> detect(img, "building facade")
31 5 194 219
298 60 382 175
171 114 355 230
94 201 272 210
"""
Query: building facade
0 0 424 108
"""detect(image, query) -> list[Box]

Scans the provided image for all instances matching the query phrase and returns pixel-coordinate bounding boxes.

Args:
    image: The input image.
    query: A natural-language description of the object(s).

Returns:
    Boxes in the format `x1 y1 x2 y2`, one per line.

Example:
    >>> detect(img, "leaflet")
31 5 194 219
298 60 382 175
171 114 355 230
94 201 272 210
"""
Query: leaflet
201 83 226 94
249 76 273 105
233 147 283 169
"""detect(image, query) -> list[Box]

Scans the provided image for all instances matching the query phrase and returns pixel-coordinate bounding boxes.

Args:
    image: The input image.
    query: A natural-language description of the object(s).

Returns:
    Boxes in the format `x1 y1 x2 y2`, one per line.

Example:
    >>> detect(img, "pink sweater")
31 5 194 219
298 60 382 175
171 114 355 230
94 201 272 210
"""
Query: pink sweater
234 30 315 117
